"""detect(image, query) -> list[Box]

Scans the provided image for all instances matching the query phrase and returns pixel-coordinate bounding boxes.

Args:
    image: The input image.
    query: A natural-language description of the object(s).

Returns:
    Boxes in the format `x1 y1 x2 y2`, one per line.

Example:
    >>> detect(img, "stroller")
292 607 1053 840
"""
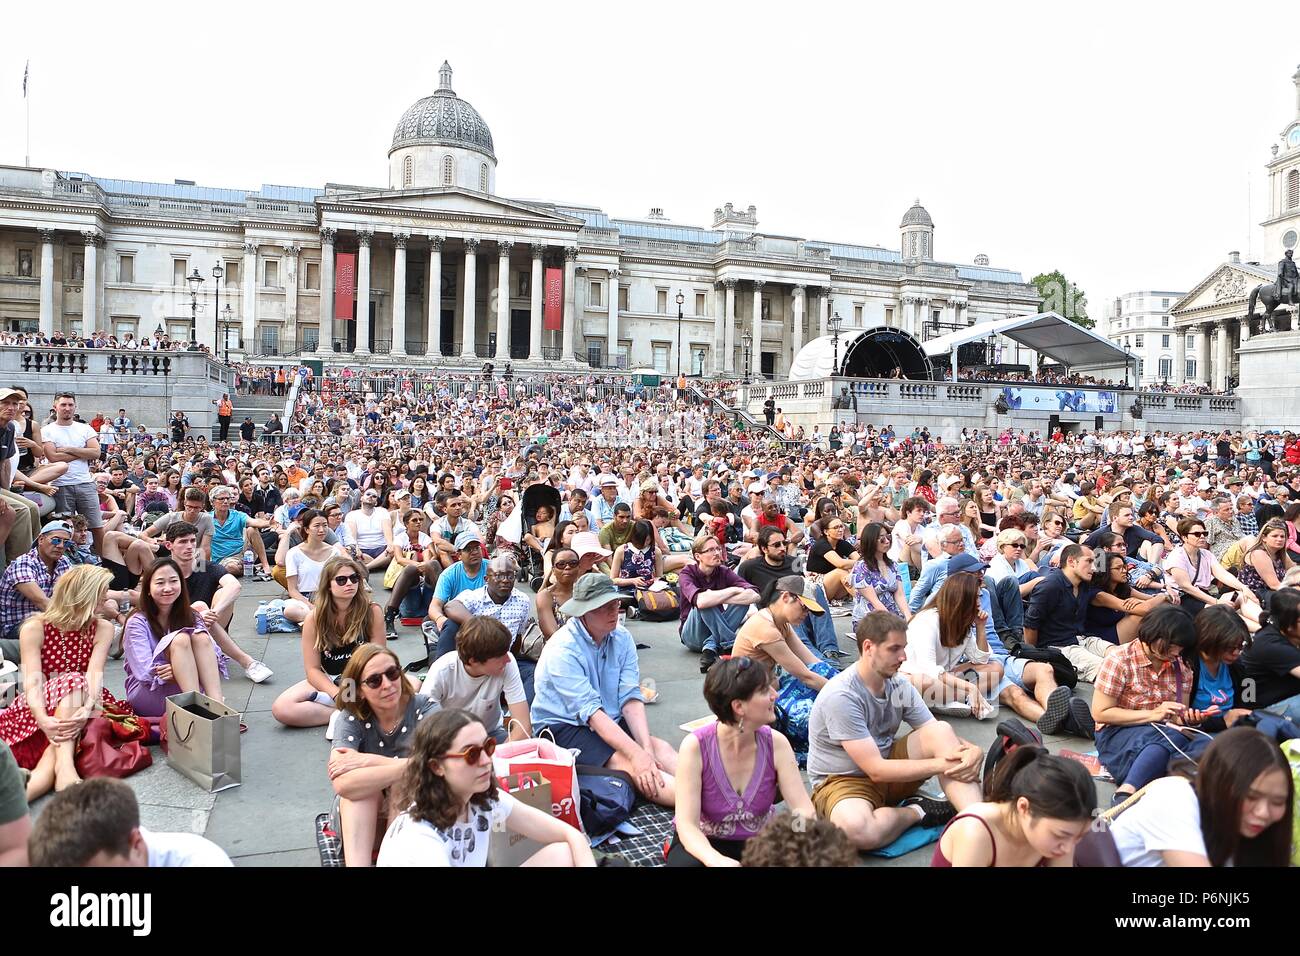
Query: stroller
519 483 562 590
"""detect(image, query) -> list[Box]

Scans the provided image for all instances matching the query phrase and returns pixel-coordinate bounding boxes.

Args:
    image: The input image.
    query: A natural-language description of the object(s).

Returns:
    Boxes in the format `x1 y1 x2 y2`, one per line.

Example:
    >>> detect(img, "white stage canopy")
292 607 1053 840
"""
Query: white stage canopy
920 311 1133 370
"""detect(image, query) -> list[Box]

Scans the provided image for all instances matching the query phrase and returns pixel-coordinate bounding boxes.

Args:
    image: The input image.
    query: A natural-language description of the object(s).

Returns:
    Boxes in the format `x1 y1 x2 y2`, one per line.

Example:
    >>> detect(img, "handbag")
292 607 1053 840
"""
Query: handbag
635 586 679 622
513 617 546 663
75 716 154 779
487 772 553 867
492 732 583 832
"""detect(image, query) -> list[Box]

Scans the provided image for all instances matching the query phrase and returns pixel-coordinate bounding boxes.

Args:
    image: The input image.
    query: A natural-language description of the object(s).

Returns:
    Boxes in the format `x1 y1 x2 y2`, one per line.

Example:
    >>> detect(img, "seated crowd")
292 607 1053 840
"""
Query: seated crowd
0 373 1297 868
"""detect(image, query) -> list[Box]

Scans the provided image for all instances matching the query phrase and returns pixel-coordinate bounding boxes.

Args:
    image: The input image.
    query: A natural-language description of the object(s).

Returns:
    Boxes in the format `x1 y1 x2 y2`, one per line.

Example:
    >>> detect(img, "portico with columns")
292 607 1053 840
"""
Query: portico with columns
1170 255 1272 393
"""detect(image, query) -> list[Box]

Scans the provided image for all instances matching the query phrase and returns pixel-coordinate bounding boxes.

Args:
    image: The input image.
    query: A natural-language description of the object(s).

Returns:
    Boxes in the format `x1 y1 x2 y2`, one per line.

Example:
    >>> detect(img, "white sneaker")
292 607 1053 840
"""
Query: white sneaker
244 660 274 684
931 700 973 718
325 708 342 741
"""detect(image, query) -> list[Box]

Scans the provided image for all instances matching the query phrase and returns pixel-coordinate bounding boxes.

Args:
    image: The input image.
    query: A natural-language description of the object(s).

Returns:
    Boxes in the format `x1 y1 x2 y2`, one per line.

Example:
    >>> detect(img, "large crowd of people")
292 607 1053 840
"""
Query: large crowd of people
0 364 1297 870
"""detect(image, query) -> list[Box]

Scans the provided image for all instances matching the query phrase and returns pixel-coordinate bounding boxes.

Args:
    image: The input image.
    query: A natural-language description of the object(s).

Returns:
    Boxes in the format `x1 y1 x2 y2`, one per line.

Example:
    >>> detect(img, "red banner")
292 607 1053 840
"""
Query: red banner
334 252 356 321
544 267 563 331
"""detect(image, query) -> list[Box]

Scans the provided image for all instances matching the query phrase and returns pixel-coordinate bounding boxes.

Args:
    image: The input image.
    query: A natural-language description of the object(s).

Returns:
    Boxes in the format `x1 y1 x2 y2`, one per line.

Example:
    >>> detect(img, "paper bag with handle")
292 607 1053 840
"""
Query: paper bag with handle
164 691 242 792
491 730 583 832
486 771 553 867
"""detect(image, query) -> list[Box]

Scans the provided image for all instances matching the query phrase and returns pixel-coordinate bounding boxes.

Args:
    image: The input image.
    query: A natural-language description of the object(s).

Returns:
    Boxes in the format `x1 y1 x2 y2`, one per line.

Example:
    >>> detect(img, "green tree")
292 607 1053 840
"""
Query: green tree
1030 270 1092 329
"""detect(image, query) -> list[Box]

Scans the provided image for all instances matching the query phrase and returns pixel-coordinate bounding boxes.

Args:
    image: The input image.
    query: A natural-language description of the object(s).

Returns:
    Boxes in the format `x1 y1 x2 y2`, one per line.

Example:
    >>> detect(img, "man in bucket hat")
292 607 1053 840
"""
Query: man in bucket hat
530 574 677 806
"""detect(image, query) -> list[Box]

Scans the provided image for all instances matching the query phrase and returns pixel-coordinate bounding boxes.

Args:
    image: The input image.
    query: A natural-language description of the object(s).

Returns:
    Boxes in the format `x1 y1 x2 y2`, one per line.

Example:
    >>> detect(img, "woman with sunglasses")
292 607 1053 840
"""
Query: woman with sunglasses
536 547 579 642
273 557 385 730
377 708 594 867
329 644 433 866
1163 518 1257 619
1086 550 1168 645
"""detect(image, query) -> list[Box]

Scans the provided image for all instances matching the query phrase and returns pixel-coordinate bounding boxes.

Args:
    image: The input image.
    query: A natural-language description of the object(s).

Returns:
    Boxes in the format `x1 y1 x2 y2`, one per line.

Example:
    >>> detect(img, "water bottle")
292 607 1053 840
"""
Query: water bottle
243 550 255 579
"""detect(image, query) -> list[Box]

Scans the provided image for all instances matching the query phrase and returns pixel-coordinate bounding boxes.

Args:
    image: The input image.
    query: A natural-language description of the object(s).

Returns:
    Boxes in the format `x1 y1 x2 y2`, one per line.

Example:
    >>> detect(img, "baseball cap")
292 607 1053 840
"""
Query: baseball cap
947 553 989 575
775 575 825 614
747 482 768 495
39 520 74 538
454 530 484 551
559 573 634 617
0 388 24 402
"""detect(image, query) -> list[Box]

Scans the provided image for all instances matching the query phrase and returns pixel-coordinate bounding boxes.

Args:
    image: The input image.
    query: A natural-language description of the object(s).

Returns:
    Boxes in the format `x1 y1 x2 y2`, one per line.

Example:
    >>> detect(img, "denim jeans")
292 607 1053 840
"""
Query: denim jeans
679 604 748 654
433 618 461 658
1264 691 1300 724
983 576 1024 637
798 582 841 657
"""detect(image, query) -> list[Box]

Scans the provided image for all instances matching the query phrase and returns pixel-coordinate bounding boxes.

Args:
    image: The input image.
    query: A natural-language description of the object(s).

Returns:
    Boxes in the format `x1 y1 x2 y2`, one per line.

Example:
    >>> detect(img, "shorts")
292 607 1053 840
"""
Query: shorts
811 734 919 817
361 546 388 559
537 716 630 769
997 654 1030 693
54 482 103 529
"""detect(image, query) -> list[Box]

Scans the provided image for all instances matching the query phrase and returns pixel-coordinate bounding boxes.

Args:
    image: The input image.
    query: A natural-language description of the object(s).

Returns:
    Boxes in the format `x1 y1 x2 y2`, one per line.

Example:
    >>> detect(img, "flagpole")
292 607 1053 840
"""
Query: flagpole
24 61 30 167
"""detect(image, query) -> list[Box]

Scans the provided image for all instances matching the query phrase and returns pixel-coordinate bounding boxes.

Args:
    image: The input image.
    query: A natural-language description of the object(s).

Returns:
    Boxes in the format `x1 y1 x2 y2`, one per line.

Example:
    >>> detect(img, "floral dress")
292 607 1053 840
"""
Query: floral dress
849 560 902 626
0 620 128 769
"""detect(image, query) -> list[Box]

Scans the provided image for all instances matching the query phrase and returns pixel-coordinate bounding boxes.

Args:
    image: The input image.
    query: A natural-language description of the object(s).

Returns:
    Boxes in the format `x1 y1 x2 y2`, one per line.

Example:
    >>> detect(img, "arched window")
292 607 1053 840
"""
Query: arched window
1289 169 1299 210
480 163 489 192
442 155 454 186
403 156 413 187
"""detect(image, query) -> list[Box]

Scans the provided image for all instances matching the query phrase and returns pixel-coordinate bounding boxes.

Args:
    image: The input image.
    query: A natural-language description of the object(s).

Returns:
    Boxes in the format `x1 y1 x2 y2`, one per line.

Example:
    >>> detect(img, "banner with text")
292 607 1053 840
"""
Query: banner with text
334 252 356 321
999 386 1118 414
544 267 563 331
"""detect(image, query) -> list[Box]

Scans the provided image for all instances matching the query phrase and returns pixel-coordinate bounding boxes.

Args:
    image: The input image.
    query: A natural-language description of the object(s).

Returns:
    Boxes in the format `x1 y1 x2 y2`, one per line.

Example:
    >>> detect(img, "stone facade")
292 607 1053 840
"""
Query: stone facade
0 63 1039 377
1104 290 1189 385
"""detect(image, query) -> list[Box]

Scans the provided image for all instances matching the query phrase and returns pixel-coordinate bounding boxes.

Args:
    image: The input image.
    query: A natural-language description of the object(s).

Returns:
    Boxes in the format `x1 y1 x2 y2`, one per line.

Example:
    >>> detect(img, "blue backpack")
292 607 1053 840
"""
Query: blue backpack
576 765 636 838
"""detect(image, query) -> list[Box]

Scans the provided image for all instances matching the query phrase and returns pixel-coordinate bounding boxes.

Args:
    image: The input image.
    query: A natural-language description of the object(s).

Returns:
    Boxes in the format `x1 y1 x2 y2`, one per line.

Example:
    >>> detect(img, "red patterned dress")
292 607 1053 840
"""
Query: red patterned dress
0 620 127 769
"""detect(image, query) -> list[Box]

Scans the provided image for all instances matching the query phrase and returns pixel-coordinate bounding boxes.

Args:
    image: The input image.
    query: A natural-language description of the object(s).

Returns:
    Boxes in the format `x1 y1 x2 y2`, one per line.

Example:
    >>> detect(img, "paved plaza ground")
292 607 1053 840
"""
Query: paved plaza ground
33 577 1114 867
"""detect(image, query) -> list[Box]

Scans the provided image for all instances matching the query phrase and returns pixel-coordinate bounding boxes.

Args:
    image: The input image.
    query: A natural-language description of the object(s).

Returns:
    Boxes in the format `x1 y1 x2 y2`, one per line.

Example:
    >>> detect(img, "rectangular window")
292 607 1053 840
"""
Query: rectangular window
1158 358 1172 379
1162 298 1170 309
1186 335 1195 349
167 321 189 342
1136 358 1144 377
695 292 705 316
1186 359 1196 380
854 305 863 325
112 317 137 340
885 307 894 326
224 260 239 287
173 259 186 286
657 289 668 313
619 287 629 312
652 343 670 374
264 260 279 288
932 309 942 326
67 319 82 337
119 255 134 284
302 326 320 352
618 340 632 368
304 261 320 291
1160 335 1169 348
17 249 32 277
1134 334 1144 347
1161 316 1169 327
589 280 602 308
260 325 280 355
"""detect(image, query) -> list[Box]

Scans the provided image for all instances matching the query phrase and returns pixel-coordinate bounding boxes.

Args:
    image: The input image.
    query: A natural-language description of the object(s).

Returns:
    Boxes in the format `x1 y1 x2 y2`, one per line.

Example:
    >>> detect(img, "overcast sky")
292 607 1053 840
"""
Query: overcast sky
4 1 1296 317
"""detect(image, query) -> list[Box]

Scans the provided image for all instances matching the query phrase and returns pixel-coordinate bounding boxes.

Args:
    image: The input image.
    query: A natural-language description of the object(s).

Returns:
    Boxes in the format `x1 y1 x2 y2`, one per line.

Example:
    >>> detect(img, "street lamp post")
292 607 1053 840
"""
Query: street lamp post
742 328 753 382
211 261 224 356
675 290 685 378
185 268 205 350
829 311 843 377
221 304 233 364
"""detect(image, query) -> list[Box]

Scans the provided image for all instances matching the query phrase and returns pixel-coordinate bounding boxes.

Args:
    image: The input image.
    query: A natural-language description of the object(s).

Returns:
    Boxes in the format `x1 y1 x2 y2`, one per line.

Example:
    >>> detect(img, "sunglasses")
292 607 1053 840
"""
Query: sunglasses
46 536 71 546
439 736 498 764
1185 531 1207 538
360 665 403 689
1007 542 1026 548
553 559 579 570
333 573 361 586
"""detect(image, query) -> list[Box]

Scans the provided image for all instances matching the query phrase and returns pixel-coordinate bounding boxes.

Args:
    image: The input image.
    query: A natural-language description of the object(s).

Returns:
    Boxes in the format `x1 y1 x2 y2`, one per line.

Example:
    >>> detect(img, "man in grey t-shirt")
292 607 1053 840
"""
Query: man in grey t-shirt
806 611 983 851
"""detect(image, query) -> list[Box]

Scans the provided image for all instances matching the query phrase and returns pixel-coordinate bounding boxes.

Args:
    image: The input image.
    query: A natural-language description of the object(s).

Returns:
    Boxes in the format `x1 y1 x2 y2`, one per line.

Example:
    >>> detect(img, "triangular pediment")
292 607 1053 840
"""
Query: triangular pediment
319 187 583 227
1171 262 1272 314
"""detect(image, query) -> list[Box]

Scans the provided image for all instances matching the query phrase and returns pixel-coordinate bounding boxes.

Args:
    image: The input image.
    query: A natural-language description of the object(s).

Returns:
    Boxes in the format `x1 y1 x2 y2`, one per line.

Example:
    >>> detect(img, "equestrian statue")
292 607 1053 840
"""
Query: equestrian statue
1245 248 1298 333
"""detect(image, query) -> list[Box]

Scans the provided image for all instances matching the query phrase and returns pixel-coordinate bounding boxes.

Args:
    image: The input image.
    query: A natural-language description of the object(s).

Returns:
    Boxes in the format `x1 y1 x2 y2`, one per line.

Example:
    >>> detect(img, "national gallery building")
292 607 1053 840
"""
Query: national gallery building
0 62 1040 377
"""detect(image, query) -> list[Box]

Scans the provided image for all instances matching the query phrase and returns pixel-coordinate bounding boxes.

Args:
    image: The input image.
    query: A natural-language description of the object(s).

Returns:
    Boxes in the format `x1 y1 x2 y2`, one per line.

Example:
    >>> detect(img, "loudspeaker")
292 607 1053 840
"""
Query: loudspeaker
1095 415 1104 432
1049 414 1060 433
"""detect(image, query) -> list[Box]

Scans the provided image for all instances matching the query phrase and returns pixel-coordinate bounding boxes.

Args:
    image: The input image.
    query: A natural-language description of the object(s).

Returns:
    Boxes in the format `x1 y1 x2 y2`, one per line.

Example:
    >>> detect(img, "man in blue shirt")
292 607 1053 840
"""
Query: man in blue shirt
1023 543 1115 683
531 574 677 806
424 530 487 652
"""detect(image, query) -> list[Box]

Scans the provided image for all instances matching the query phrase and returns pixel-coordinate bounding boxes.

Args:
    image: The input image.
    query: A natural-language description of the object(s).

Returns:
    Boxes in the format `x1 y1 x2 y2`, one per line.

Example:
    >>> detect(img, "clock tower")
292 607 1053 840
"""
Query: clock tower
1262 64 1300 254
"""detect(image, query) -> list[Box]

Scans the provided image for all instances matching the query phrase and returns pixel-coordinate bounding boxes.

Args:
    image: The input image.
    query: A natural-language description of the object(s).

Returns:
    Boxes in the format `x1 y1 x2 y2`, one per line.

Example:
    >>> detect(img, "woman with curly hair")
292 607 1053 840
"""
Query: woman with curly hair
376 708 594 867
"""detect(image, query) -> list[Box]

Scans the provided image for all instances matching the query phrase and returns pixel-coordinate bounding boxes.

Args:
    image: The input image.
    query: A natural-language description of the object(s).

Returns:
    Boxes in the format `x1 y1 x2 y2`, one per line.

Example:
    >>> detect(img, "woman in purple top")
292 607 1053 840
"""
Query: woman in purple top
122 558 229 717
668 657 814 866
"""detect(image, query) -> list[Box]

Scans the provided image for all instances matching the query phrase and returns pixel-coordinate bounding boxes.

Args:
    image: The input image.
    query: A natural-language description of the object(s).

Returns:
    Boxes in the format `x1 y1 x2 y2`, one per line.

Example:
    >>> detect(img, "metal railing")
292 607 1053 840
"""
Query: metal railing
542 346 564 362
576 350 629 369
247 335 319 358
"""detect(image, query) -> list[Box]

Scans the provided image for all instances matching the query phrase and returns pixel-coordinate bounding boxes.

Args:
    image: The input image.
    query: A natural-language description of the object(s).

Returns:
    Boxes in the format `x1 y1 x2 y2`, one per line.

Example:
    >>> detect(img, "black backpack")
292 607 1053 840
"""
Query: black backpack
983 717 1043 782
